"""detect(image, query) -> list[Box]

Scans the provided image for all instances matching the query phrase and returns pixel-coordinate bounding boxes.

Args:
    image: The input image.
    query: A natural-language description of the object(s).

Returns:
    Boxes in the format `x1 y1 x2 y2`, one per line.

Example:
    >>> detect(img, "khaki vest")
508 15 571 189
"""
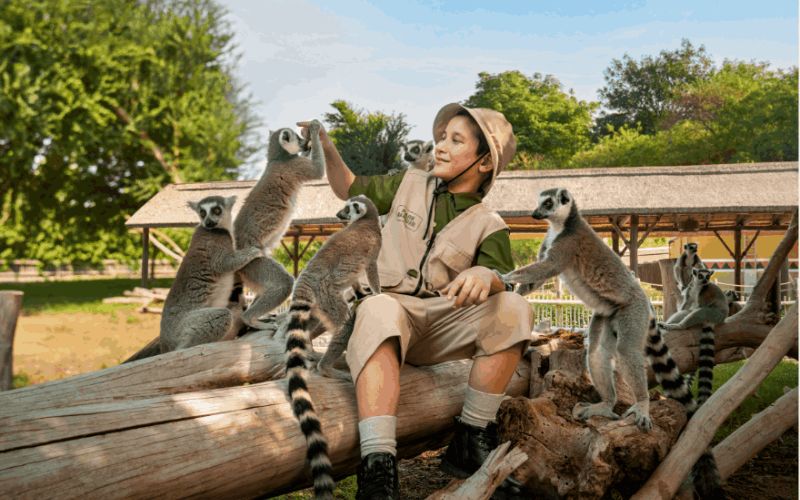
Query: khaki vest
364 169 508 296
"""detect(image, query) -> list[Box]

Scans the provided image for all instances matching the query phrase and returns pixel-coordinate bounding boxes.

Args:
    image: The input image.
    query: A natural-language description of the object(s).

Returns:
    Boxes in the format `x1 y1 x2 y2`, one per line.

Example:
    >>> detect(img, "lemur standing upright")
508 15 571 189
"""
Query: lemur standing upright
160 196 263 353
282 195 382 499
674 242 706 310
234 121 326 329
503 188 654 431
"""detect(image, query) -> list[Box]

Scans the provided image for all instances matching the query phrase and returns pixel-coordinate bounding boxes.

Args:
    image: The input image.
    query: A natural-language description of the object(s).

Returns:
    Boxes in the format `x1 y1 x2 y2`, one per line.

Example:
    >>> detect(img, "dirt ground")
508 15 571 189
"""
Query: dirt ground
11 309 799 498
12 309 160 383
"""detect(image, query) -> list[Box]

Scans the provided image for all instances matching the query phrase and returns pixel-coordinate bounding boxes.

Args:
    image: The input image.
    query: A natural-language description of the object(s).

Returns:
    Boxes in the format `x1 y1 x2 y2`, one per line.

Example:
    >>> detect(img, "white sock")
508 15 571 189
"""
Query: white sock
460 385 505 429
359 415 397 457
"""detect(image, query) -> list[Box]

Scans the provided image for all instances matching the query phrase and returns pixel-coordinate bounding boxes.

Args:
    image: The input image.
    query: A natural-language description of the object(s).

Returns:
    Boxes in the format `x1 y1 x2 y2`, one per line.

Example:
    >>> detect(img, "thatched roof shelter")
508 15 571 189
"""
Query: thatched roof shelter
126 162 798 282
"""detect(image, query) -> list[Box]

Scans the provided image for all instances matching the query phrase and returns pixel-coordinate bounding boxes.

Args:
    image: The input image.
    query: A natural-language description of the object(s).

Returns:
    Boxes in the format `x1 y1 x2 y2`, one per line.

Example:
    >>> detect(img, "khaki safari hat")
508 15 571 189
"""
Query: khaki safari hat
432 103 517 193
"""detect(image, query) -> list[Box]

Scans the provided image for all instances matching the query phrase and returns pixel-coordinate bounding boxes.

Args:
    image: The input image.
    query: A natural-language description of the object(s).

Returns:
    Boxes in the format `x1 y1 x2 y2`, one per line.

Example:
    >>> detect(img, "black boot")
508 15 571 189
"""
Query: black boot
440 417 525 498
356 452 399 500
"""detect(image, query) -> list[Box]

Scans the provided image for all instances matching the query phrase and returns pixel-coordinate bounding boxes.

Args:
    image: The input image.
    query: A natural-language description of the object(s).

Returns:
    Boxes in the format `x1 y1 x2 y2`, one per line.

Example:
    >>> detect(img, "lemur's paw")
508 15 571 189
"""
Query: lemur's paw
573 401 619 421
623 405 653 432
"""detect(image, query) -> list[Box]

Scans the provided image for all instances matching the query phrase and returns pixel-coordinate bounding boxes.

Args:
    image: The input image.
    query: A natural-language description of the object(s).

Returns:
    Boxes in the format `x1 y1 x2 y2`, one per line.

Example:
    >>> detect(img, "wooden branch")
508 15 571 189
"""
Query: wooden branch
713 387 798 481
632 303 798 499
609 219 630 246
150 228 186 258
147 232 184 264
297 235 317 260
426 442 528 500
0 292 23 391
733 209 798 319
0 359 530 498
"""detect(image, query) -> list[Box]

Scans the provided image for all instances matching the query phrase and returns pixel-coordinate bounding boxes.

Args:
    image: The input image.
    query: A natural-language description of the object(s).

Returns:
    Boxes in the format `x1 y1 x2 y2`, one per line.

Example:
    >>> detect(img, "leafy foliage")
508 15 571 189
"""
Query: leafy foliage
465 71 596 168
0 0 261 266
324 100 411 176
595 39 713 137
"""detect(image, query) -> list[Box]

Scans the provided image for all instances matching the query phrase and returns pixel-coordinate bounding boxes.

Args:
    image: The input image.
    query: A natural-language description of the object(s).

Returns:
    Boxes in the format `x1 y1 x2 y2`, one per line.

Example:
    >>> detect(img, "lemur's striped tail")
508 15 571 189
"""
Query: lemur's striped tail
646 317 724 498
697 326 716 407
645 318 696 412
285 300 334 499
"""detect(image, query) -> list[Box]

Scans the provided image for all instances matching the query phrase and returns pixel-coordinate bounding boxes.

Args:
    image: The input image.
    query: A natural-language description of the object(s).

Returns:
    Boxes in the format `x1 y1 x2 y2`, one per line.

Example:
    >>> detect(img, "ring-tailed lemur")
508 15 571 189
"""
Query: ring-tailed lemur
160 196 264 353
387 139 435 175
502 188 655 431
674 242 706 310
234 121 326 329
653 269 727 498
725 289 742 316
282 195 382 499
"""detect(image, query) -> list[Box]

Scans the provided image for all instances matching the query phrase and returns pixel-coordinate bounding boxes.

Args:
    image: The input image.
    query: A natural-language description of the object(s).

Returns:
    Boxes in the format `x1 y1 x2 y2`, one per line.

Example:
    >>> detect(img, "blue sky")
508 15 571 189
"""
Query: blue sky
218 0 798 175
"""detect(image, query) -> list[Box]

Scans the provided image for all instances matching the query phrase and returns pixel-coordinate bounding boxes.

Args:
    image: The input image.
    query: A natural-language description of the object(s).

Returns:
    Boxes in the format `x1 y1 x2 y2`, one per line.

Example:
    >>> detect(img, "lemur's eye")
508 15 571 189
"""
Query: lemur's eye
212 206 222 216
199 209 207 218
543 200 553 209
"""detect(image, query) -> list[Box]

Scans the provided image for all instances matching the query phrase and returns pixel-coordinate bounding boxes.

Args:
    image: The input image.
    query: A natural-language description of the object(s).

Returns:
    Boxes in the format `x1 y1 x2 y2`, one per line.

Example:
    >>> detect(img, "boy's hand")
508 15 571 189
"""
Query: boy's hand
442 266 496 308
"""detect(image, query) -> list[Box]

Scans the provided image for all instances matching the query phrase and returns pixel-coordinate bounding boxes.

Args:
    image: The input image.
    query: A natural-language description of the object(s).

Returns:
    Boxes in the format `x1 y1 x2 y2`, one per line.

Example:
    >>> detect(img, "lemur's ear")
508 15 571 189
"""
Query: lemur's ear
187 200 199 212
692 268 700 276
225 196 237 208
557 189 571 205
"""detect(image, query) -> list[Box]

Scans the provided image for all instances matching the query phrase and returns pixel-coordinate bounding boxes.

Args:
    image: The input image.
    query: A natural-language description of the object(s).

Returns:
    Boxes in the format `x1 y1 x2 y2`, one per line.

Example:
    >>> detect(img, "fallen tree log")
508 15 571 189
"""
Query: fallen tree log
0 358 530 498
632 303 798 499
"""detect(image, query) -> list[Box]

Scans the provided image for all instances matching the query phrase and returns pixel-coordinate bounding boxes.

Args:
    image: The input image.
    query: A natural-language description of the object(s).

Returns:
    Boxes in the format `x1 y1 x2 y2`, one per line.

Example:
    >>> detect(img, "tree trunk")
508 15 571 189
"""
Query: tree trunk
0 291 23 391
0 359 530 498
632 304 798 499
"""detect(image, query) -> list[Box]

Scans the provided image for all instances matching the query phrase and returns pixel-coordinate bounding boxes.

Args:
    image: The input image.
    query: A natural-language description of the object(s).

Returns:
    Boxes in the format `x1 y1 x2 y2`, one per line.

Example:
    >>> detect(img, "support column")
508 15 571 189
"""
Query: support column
141 228 150 288
292 235 300 278
630 215 639 277
612 231 620 255
734 227 742 288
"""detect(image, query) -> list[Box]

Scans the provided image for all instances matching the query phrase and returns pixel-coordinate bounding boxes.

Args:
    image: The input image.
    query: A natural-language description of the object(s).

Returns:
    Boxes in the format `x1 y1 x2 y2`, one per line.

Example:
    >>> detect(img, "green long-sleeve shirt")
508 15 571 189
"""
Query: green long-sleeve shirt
348 171 514 274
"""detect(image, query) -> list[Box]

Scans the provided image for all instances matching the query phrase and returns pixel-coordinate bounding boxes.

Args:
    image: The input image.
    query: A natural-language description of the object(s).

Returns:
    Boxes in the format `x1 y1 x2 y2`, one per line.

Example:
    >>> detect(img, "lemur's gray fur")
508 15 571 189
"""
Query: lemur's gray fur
233 121 326 329
674 242 706 310
387 139 435 175
160 196 263 353
282 195 382 499
503 188 654 431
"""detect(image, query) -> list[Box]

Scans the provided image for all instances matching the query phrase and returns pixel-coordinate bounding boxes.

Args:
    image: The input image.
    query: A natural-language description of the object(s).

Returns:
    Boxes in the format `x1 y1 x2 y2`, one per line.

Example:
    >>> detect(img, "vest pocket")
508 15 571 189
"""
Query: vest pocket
426 241 474 290
377 269 405 288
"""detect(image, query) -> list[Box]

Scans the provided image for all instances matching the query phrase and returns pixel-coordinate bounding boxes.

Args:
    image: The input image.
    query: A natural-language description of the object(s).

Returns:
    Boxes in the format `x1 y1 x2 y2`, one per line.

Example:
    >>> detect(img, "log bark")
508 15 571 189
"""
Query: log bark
632 303 798 499
713 386 798 481
0 359 530 499
0 291 23 391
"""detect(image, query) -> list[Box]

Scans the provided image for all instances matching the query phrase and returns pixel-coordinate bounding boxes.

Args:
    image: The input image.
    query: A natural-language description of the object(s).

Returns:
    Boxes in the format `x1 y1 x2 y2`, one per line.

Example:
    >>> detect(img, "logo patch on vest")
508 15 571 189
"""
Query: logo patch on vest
395 206 422 232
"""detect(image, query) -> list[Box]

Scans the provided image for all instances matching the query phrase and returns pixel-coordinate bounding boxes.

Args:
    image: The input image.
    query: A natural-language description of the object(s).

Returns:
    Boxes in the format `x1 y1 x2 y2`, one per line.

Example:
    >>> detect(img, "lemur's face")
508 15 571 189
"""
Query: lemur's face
189 195 235 231
533 188 573 224
336 196 369 223
403 140 435 170
684 243 698 254
692 268 714 285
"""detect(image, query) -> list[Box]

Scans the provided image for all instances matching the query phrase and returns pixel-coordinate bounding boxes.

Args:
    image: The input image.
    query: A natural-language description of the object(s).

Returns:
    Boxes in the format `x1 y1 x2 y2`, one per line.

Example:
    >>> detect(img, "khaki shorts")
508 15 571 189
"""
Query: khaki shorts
345 291 534 382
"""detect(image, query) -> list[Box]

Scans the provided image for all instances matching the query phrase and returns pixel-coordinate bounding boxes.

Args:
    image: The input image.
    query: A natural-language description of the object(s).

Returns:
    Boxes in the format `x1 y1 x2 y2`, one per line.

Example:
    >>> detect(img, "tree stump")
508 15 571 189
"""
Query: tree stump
501 330 687 498
0 291 23 391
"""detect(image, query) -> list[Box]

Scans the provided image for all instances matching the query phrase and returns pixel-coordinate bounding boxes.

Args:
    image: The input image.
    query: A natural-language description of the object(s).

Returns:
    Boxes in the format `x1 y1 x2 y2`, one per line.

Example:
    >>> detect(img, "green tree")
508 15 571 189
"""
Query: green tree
324 100 411 176
0 0 261 266
464 71 596 169
595 39 713 137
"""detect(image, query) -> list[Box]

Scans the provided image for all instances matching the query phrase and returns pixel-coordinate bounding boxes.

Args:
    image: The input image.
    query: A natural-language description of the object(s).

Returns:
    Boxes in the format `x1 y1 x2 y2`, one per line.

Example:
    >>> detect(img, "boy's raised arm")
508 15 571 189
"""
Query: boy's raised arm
297 120 355 200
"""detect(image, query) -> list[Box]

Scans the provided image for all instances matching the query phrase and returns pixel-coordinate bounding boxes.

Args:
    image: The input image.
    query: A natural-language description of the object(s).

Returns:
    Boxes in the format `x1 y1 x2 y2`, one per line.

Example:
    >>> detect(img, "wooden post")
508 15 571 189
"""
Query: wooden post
734 226 742 288
0 291 23 391
292 234 300 278
141 227 150 288
629 214 639 276
658 259 679 320
612 231 620 255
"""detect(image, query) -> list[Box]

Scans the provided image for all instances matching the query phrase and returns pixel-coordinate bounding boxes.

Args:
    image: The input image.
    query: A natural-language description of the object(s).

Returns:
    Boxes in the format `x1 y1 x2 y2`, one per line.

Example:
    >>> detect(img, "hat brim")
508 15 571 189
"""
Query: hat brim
432 103 500 174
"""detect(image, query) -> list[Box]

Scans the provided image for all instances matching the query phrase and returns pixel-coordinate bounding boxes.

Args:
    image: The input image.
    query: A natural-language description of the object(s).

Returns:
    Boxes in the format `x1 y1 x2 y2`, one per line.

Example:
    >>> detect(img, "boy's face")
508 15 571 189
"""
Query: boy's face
432 115 492 185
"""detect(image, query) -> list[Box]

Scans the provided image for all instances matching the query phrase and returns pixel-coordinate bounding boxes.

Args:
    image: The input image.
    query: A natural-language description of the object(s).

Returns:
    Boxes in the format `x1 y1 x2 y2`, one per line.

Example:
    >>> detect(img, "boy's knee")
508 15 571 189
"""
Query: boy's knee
493 291 533 325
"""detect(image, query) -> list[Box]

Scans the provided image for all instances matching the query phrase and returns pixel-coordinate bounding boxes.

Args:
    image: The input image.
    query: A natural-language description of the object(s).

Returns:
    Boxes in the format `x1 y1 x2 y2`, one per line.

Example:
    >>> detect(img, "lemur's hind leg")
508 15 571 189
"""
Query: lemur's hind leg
574 313 620 421
239 256 294 329
611 303 653 432
174 307 233 350
660 307 726 331
315 289 353 382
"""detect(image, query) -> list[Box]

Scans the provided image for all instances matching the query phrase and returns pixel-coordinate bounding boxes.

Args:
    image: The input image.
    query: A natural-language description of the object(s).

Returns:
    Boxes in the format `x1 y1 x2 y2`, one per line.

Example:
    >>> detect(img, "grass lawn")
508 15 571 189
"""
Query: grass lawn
0 277 174 314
